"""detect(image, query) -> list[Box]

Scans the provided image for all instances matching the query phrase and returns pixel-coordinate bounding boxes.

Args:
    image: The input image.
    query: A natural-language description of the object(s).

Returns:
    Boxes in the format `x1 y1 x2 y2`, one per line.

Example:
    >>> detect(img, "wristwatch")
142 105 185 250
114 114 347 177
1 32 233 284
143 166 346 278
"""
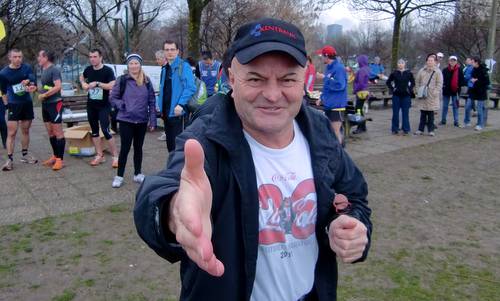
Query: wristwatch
96 82 100 87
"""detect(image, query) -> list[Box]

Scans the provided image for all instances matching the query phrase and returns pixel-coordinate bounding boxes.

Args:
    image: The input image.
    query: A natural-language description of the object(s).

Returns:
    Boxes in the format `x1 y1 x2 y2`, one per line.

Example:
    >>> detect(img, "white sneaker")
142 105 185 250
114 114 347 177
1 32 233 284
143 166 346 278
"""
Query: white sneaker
414 130 423 135
133 173 145 183
428 131 435 137
112 176 124 188
474 125 483 131
461 123 471 128
157 133 166 141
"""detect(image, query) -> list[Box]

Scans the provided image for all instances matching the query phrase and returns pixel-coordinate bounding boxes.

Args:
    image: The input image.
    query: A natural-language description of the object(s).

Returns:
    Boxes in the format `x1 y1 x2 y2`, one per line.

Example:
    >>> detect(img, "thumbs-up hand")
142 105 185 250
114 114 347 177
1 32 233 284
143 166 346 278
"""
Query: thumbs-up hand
168 139 225 276
328 206 368 263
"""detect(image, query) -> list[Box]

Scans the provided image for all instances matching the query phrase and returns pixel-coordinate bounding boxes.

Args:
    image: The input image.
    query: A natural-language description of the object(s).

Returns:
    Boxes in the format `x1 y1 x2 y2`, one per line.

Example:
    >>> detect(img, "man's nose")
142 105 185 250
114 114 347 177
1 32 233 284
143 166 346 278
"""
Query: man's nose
261 80 283 103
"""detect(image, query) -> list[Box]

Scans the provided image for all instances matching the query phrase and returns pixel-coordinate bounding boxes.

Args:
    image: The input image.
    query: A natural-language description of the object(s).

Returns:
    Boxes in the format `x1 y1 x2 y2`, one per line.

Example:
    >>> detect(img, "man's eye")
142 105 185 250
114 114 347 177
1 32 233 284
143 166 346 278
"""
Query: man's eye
248 78 261 82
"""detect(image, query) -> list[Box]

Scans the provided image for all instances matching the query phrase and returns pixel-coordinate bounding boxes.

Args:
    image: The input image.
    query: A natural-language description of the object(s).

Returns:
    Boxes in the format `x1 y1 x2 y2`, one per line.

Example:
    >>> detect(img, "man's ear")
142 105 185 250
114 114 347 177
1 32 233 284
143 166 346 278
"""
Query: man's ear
228 67 235 89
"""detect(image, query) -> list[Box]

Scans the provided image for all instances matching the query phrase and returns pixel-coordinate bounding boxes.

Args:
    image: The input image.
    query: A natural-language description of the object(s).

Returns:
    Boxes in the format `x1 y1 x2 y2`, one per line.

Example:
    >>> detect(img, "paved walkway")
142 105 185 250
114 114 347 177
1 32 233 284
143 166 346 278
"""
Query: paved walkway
1 103 499 225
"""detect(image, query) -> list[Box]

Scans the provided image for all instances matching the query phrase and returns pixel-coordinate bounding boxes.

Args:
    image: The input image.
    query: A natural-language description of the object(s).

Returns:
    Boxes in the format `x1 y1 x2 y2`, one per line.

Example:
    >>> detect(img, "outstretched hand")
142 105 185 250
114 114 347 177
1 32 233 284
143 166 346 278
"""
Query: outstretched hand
168 139 224 276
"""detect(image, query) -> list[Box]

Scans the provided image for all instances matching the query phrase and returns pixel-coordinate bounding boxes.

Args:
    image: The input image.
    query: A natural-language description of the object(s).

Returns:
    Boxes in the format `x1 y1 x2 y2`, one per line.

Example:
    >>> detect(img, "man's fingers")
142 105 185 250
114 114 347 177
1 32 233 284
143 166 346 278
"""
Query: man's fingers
183 139 206 179
181 233 225 277
332 215 358 230
333 226 366 240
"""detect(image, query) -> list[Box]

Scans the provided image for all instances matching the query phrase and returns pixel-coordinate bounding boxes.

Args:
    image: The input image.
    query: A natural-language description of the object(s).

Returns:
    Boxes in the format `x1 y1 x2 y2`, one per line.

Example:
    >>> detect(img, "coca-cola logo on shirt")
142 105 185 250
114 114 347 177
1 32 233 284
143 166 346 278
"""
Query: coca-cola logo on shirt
258 179 317 245
271 172 297 183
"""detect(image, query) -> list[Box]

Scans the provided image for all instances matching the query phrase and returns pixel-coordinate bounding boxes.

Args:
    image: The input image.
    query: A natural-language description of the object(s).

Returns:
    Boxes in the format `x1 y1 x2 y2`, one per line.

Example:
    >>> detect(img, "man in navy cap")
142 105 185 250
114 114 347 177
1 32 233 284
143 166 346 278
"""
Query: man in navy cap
134 18 372 301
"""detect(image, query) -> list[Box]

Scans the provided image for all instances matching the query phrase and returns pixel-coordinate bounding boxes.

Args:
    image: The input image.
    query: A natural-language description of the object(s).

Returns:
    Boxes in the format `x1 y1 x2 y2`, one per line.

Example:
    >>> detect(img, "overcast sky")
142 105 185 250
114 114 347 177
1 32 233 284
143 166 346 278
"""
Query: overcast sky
319 3 393 30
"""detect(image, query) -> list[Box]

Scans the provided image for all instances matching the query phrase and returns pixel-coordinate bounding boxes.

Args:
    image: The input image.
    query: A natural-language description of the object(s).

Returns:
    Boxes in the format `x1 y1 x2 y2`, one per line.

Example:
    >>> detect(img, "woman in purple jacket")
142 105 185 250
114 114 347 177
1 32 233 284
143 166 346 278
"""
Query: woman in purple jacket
110 54 157 188
353 55 370 133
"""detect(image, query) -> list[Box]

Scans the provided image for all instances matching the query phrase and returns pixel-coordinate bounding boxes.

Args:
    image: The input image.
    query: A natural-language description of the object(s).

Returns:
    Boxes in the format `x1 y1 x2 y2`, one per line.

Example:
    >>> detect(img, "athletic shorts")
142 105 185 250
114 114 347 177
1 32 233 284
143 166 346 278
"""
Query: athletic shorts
324 110 344 122
87 102 112 140
7 102 34 121
42 101 63 123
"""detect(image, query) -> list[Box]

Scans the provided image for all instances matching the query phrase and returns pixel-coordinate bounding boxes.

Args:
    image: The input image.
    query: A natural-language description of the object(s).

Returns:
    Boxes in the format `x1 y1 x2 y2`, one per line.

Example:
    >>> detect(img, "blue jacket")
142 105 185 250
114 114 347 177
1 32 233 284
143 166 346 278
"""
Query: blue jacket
134 93 372 301
464 65 474 88
321 59 348 110
157 56 197 117
110 75 157 127
369 63 385 79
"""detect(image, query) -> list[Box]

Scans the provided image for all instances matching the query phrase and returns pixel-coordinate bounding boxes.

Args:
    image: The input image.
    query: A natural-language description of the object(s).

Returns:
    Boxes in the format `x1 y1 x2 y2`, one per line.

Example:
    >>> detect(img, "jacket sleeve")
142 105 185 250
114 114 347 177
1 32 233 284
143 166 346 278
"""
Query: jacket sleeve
409 72 416 91
324 66 346 93
109 79 124 110
134 129 191 263
332 148 372 262
459 68 466 87
147 80 157 127
178 62 197 106
386 72 394 92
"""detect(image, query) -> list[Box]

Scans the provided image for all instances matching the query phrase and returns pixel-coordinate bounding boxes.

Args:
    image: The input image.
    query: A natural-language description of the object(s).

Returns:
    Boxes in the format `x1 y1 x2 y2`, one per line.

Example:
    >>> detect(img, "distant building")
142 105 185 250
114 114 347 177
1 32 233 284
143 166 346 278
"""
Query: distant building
326 24 343 42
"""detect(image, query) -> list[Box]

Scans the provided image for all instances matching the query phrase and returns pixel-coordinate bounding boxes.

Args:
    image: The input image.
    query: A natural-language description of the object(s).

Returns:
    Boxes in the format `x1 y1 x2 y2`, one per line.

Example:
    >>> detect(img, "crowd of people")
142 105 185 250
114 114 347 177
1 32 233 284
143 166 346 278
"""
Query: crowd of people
0 42 227 189
310 46 492 140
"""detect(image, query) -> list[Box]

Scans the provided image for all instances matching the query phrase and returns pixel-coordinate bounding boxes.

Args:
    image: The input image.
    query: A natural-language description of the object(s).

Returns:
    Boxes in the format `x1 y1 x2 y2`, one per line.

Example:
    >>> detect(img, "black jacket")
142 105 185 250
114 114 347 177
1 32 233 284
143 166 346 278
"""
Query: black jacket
134 93 372 301
386 69 415 97
468 64 490 101
442 65 465 96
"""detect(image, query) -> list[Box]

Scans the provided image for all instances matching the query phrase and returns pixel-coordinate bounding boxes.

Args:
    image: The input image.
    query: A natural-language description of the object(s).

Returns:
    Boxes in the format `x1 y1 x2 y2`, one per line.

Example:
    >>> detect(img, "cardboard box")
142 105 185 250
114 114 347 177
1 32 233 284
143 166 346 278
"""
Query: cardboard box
64 124 112 156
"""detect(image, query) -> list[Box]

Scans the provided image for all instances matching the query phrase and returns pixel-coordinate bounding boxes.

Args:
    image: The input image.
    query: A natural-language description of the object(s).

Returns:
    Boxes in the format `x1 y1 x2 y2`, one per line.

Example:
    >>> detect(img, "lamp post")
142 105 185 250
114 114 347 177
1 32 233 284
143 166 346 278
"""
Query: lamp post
112 5 130 58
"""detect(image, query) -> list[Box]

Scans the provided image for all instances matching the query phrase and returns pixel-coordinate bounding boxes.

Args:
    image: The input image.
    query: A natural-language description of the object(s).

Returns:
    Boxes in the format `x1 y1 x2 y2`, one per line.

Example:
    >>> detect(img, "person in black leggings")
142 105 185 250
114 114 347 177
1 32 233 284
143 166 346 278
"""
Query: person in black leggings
110 54 156 188
80 49 119 167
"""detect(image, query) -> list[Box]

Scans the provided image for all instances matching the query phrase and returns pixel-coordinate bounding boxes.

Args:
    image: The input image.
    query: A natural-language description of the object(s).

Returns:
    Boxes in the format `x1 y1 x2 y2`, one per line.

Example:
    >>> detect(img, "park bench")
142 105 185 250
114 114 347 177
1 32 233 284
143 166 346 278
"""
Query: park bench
61 95 88 127
367 81 392 108
490 83 499 109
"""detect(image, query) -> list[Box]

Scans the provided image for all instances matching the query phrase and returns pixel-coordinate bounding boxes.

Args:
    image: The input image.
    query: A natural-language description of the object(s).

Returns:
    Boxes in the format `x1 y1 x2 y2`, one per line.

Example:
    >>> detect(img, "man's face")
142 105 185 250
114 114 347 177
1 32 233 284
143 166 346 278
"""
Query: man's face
156 57 165 66
89 52 102 67
472 61 479 68
228 52 305 142
164 43 179 61
374 57 380 64
449 59 457 67
8 51 23 67
37 51 48 66
322 56 331 65
466 58 472 65
202 58 212 66
397 61 405 70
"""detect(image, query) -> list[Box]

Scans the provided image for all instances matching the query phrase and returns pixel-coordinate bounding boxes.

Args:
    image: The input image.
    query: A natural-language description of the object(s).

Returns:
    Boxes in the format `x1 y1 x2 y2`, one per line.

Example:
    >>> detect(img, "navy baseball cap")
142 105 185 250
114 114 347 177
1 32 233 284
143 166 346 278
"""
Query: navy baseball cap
229 18 307 67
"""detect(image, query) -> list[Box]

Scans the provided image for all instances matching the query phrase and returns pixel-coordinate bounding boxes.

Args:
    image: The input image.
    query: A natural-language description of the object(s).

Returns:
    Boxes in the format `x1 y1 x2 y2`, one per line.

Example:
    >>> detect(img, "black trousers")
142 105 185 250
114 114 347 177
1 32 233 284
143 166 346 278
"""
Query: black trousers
164 116 185 153
418 110 435 132
117 121 147 177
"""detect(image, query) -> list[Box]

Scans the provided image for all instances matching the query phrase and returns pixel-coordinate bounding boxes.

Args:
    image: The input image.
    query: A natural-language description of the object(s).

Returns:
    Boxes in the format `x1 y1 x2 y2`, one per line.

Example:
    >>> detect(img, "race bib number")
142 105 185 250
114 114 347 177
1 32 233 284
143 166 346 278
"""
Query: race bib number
12 83 26 95
211 70 217 77
89 87 103 100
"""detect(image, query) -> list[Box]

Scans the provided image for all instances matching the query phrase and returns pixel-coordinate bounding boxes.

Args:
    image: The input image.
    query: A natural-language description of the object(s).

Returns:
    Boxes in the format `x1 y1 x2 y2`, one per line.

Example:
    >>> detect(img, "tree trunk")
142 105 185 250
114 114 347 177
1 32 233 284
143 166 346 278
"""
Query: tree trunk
391 15 402 71
187 0 204 59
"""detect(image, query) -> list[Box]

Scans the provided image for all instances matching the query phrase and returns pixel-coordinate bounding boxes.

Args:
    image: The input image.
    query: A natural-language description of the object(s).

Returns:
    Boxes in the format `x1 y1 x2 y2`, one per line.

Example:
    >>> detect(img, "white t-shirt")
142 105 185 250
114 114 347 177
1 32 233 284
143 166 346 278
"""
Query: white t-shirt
245 121 319 301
